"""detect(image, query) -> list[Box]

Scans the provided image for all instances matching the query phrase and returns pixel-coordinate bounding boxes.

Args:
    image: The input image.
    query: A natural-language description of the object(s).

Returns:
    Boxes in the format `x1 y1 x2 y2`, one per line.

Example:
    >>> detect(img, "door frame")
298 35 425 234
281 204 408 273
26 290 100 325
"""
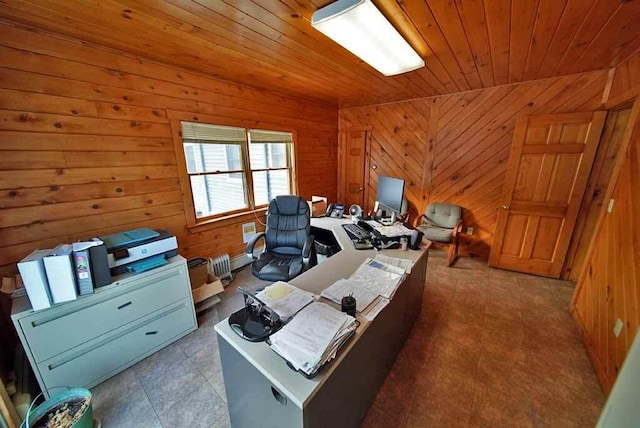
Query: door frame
572 95 640 303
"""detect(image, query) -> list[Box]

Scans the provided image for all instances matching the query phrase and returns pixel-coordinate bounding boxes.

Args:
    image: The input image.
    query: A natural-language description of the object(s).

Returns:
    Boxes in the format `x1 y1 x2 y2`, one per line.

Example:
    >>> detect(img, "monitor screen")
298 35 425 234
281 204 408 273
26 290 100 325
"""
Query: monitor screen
376 176 405 213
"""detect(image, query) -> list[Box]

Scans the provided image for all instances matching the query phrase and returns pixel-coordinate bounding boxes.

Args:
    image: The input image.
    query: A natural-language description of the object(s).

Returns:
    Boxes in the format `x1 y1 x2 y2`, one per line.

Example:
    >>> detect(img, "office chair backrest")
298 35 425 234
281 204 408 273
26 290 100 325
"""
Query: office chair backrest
265 195 311 255
425 203 462 229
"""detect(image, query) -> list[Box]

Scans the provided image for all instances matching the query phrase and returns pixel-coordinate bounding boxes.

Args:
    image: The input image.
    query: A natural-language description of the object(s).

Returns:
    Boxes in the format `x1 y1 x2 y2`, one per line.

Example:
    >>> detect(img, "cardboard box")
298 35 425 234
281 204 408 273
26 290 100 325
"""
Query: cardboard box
192 275 224 304
188 258 209 290
308 196 328 218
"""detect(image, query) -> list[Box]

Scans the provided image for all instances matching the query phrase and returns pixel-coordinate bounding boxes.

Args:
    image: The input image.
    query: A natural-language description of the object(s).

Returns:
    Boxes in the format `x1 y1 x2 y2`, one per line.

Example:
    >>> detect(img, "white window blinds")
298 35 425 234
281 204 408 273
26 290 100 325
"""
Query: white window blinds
181 122 246 143
248 129 293 144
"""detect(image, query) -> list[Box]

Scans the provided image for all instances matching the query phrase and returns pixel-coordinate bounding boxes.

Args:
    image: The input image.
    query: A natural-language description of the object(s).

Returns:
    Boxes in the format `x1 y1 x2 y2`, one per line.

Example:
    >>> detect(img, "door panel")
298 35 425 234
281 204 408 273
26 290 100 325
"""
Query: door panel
489 111 607 277
531 217 563 260
339 129 368 208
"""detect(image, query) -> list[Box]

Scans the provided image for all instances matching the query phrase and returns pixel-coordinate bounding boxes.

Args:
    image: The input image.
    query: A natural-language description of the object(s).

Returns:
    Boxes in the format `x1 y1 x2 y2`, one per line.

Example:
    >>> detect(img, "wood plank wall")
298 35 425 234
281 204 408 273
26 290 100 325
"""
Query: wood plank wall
339 71 608 258
339 99 432 222
609 52 640 102
573 109 640 394
563 109 632 280
572 51 640 394
0 21 338 278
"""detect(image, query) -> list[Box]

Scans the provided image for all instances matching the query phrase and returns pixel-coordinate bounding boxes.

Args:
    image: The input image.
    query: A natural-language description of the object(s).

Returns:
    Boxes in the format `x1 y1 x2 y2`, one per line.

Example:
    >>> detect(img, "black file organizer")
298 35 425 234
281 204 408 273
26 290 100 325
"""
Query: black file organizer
267 319 360 379
228 288 283 342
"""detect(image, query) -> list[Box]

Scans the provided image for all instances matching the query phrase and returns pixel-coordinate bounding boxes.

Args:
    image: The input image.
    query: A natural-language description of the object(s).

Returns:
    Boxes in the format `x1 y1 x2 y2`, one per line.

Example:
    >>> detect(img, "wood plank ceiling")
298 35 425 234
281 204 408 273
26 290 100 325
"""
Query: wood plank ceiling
1 0 640 108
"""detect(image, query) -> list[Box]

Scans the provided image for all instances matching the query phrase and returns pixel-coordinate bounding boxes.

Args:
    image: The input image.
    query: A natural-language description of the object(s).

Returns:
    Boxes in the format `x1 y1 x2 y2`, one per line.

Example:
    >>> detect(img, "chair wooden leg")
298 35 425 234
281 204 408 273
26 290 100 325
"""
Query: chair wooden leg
446 243 455 267
446 236 460 267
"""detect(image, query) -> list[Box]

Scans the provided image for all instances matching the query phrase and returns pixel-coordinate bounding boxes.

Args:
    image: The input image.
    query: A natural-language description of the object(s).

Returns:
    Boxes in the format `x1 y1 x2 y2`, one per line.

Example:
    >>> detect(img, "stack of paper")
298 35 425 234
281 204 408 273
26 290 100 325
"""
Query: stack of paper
320 279 378 313
348 258 405 299
335 257 409 321
255 281 315 321
269 302 357 376
373 223 413 237
373 254 414 273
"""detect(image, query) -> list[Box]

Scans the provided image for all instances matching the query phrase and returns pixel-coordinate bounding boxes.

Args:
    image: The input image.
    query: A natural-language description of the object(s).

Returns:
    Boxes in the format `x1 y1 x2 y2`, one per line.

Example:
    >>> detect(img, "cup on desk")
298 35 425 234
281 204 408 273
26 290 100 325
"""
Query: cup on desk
341 295 356 317
400 236 408 251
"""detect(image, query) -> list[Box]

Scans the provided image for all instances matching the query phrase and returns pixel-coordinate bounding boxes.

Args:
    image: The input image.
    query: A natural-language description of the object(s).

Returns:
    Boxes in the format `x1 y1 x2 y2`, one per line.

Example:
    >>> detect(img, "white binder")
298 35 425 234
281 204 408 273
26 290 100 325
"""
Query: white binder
44 244 78 304
17 249 53 311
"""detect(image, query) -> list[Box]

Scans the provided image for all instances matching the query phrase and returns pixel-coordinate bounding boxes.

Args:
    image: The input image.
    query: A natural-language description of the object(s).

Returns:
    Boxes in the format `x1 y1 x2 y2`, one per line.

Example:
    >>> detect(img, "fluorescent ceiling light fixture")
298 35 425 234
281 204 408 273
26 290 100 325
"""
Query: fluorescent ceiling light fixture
311 0 425 76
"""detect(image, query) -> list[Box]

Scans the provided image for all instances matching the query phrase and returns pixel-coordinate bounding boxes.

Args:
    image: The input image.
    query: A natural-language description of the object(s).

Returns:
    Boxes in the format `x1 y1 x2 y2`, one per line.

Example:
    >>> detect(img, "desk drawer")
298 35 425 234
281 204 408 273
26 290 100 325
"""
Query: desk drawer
21 265 189 363
37 299 194 393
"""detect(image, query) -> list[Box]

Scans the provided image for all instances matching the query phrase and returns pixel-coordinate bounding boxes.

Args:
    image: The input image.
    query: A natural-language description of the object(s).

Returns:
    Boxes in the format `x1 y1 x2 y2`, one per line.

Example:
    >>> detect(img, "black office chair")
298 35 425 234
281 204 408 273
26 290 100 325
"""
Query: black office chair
246 195 317 281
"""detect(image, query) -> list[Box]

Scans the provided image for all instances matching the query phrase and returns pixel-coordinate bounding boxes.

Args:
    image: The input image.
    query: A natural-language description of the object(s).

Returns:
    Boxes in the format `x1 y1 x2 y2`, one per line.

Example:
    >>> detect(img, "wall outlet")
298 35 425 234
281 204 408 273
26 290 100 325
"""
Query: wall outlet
466 227 474 235
613 318 624 337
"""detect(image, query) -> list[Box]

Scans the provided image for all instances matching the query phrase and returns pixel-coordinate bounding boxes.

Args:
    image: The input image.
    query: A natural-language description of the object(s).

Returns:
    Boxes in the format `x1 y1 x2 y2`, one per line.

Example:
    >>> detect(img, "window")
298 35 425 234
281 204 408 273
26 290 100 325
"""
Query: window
248 129 293 206
179 121 294 222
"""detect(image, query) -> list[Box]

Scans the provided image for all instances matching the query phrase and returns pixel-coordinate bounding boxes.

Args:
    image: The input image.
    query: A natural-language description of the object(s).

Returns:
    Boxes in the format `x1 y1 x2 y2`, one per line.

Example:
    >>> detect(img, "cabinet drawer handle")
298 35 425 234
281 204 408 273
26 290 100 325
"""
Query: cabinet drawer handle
270 386 287 406
117 302 132 310
145 331 158 335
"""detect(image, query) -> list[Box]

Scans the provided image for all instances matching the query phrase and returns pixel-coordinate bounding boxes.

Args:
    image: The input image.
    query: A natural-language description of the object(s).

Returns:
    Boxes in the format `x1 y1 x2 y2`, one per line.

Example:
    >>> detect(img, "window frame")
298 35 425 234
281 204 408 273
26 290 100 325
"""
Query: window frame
246 130 295 208
169 112 297 228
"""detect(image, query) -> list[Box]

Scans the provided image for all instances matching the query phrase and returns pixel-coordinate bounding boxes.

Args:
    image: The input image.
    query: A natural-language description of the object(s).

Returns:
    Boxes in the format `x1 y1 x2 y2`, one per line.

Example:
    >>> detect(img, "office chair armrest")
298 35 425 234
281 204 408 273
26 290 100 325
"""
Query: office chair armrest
245 232 266 260
453 219 463 237
413 215 438 229
302 235 315 265
413 214 427 228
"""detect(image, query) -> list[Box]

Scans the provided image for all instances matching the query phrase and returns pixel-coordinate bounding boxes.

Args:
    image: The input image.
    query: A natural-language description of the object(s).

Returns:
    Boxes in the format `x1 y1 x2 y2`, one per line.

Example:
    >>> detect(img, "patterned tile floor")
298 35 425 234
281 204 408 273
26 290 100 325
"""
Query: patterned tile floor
92 250 604 427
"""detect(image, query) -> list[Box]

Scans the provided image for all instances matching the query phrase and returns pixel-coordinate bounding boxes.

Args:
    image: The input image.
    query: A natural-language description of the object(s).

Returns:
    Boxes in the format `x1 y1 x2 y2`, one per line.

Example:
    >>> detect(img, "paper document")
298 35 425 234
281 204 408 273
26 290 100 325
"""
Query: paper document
373 254 414 273
361 296 390 321
255 281 315 320
364 258 406 276
269 302 357 376
321 279 378 313
373 224 413 238
348 260 404 300
71 240 104 252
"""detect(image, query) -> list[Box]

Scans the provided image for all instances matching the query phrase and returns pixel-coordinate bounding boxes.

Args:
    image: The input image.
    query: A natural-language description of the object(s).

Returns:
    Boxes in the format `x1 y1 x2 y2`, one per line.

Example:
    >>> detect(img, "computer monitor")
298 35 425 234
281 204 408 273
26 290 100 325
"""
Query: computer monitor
376 176 405 223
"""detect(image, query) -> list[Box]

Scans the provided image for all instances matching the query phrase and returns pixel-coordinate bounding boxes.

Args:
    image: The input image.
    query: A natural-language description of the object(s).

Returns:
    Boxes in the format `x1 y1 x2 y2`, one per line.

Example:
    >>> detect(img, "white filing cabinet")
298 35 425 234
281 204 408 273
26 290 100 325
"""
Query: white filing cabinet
11 256 197 397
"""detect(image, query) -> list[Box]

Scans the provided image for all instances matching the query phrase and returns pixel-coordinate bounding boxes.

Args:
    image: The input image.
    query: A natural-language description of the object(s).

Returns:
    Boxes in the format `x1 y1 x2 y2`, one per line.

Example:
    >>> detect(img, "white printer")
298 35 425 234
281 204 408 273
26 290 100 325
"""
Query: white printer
99 228 178 275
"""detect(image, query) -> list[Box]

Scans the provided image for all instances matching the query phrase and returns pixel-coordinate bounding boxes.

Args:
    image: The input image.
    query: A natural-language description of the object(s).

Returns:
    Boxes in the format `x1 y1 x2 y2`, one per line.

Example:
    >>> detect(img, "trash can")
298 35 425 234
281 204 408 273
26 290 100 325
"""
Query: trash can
21 388 94 428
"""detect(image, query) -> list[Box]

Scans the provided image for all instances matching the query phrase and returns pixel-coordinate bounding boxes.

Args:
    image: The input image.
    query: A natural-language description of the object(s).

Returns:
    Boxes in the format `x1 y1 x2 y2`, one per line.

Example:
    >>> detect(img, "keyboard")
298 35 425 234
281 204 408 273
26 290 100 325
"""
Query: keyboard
342 223 371 241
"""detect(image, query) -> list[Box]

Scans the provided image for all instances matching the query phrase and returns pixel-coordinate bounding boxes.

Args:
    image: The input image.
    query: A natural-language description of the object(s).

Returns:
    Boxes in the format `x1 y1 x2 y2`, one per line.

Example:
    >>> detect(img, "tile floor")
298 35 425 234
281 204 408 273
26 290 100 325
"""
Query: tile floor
90 266 270 428
92 250 604 427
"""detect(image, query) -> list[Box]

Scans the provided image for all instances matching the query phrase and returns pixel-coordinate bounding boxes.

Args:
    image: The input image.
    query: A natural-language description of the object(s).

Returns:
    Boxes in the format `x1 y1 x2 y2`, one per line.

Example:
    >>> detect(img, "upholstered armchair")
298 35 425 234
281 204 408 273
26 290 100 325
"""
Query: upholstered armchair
414 203 463 267
246 195 317 281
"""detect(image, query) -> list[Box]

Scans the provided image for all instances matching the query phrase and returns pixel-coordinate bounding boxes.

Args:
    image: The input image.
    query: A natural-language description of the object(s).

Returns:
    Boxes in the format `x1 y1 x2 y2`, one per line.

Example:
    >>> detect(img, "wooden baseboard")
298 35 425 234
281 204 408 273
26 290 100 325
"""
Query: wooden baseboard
571 306 613 396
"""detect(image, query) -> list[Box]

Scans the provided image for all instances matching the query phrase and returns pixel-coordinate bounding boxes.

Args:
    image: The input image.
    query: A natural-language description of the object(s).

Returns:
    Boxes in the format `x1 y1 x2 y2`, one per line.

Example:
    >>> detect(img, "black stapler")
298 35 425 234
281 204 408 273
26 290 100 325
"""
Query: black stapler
228 288 282 342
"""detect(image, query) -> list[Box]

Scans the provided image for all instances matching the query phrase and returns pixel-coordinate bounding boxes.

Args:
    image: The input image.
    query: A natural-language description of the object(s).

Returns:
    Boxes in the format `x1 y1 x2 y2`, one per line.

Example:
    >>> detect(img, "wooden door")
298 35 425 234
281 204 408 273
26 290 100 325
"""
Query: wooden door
489 112 607 277
339 129 369 208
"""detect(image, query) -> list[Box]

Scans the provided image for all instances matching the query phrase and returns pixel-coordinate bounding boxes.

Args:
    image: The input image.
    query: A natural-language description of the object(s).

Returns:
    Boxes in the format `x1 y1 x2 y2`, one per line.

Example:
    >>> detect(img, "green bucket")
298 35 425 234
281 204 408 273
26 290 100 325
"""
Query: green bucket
21 388 94 428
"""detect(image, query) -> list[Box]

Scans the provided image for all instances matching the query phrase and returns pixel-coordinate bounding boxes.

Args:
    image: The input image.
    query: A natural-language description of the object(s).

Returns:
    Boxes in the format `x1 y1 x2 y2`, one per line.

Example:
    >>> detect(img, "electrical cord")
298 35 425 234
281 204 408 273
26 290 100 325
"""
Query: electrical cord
248 199 267 227
222 271 236 288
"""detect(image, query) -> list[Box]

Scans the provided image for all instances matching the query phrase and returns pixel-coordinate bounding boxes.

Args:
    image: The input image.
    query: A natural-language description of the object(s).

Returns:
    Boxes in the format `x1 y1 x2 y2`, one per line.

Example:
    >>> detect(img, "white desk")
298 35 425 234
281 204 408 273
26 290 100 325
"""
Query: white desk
215 218 429 428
